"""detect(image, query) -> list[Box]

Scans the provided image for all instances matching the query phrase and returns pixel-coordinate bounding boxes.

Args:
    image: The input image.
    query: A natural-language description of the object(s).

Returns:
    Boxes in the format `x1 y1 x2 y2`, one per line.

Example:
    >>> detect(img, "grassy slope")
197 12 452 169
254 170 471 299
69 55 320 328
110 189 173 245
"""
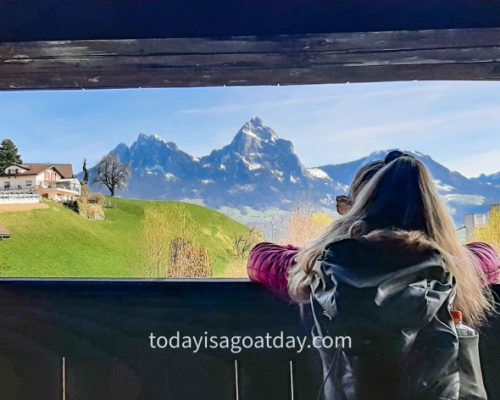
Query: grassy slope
0 198 249 278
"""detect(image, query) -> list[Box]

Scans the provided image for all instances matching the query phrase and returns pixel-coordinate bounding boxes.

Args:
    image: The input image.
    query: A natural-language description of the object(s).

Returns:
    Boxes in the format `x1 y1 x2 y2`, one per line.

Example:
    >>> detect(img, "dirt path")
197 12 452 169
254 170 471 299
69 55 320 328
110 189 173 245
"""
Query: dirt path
0 203 48 213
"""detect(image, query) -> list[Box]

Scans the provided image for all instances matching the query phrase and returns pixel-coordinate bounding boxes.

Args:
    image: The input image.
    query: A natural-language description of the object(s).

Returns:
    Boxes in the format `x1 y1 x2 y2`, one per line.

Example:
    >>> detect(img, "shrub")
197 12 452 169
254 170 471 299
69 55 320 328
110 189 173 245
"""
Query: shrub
89 193 106 205
169 237 212 278
142 204 205 278
233 228 265 259
472 209 500 251
283 204 333 247
79 194 89 205
81 183 90 195
143 205 172 277
84 203 106 221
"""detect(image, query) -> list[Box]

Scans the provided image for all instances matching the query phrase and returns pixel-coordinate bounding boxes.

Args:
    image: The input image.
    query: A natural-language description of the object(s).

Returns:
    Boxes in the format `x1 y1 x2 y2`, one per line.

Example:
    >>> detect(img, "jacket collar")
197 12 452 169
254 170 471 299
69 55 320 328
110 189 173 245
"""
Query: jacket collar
322 229 442 273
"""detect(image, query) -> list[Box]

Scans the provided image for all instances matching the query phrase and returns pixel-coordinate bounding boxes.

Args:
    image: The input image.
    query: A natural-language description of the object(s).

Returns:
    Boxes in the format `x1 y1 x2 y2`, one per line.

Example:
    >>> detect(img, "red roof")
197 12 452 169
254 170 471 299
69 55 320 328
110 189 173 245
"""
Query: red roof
2 164 74 179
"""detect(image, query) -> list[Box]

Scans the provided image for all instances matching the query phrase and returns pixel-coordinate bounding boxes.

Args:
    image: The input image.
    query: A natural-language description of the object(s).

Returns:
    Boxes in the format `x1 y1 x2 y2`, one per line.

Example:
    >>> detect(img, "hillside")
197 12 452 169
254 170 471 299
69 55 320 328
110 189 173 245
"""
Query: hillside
0 198 249 278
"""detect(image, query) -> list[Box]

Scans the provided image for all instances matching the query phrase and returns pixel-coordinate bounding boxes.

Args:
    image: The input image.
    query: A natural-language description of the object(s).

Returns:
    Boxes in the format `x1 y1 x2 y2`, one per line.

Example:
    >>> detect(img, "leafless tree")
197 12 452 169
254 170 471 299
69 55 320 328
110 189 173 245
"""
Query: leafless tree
284 203 333 246
234 228 264 259
93 155 130 197
142 203 212 278
169 237 212 278
143 205 171 277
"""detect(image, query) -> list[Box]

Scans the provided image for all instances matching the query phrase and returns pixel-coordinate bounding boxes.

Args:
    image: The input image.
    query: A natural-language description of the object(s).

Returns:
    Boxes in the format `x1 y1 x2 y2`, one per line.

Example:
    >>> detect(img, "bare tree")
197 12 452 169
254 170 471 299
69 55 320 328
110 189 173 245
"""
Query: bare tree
142 203 212 278
93 155 130 196
143 205 172 277
283 203 334 247
234 228 264 259
169 237 212 278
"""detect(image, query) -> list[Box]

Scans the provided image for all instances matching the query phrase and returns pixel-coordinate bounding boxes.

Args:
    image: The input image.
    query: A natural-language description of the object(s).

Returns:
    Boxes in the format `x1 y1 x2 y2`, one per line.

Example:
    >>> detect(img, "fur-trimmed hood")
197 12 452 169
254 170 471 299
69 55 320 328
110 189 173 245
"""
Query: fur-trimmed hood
320 229 444 274
354 229 439 255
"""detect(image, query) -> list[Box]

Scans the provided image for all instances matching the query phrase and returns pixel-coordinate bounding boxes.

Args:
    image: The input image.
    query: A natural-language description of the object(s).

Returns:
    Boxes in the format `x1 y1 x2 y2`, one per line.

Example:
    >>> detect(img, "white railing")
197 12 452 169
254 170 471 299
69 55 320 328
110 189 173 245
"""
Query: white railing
0 185 80 196
0 191 41 204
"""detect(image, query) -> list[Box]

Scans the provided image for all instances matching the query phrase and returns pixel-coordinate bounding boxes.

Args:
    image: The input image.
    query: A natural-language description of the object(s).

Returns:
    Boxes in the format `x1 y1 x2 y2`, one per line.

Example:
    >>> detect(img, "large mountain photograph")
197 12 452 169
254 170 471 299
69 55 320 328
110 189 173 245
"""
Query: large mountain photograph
0 81 499 279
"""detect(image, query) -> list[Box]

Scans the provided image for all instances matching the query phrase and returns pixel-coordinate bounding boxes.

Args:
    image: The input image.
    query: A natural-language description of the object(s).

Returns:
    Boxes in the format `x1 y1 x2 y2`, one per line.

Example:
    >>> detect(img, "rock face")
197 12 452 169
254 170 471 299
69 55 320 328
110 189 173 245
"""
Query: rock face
84 118 499 225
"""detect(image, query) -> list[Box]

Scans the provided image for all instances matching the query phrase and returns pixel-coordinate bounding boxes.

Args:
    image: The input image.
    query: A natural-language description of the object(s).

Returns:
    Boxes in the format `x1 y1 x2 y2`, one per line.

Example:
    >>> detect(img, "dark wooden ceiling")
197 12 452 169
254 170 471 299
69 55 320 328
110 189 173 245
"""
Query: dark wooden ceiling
2 0 500 90
3 0 500 41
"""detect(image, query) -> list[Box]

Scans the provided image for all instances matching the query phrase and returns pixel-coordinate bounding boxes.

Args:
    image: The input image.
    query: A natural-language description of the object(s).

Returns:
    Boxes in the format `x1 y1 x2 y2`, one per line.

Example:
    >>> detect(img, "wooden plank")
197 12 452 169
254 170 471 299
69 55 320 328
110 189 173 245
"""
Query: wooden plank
239 357 290 400
0 311 63 399
3 28 500 57
66 353 236 400
4 45 500 71
2 28 500 90
2 62 500 91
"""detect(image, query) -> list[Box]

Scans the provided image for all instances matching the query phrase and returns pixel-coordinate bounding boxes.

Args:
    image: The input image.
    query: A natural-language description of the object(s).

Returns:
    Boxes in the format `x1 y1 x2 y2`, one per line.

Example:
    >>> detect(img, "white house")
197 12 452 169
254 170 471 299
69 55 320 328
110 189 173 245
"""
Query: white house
0 163 81 203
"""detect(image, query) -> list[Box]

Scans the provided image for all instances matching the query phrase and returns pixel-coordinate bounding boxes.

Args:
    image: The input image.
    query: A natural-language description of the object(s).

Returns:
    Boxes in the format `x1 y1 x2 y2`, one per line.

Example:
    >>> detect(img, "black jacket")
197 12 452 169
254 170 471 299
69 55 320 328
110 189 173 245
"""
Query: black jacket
310 230 460 400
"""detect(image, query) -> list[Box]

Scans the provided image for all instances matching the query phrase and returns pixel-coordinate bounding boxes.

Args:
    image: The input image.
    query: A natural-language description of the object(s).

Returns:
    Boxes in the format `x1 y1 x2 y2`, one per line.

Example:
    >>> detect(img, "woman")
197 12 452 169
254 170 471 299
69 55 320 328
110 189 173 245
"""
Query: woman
289 154 493 399
248 161 385 301
248 154 499 301
249 153 494 399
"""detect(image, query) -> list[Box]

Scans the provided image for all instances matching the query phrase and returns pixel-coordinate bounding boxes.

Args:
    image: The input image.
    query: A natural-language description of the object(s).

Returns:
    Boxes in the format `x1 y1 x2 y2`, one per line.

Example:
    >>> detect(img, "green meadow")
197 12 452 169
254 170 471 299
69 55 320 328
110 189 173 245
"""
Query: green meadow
0 198 249 278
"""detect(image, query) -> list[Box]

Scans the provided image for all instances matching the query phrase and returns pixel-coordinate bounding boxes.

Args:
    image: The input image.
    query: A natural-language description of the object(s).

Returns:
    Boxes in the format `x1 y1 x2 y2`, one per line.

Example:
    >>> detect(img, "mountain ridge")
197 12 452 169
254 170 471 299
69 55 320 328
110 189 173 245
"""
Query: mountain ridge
84 118 499 225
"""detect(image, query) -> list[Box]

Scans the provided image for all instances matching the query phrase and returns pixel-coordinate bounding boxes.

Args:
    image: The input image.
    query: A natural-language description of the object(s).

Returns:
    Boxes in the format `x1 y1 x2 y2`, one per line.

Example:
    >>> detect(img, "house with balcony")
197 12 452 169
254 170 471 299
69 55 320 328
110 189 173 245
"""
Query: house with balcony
0 163 81 203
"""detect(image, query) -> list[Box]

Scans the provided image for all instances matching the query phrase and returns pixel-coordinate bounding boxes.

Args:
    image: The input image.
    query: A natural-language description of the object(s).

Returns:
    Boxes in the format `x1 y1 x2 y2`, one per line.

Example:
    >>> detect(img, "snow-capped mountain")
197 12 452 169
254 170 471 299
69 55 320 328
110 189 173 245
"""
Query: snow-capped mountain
200 117 307 182
85 118 499 225
86 117 346 210
194 117 346 208
103 133 200 199
317 150 499 223
471 172 500 190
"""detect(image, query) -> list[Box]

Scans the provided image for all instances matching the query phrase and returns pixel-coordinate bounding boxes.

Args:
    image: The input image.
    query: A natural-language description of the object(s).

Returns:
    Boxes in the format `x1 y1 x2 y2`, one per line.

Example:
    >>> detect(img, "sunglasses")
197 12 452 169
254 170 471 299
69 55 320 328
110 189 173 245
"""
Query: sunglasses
336 195 352 205
336 195 353 215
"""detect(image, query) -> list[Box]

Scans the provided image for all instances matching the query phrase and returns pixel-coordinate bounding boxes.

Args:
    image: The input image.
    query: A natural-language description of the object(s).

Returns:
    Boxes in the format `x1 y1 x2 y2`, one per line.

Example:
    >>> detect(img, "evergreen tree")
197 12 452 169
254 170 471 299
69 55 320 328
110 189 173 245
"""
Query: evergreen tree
82 158 89 184
0 139 22 172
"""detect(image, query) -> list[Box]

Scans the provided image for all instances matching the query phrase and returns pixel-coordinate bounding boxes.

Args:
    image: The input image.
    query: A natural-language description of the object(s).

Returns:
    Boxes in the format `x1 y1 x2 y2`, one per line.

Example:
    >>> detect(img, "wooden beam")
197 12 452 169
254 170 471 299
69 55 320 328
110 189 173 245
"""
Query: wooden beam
2 28 500 90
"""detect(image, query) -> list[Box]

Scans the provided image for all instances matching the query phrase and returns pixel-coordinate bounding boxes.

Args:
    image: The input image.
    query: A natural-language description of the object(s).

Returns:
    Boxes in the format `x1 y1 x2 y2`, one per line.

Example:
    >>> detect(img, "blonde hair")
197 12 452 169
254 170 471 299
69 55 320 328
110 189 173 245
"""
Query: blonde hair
289 156 494 327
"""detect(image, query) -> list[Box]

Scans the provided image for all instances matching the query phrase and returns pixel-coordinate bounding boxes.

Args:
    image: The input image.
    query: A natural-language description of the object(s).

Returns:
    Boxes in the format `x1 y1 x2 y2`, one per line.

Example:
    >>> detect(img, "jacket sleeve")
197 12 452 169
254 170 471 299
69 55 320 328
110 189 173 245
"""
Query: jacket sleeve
247 242 299 301
466 242 500 286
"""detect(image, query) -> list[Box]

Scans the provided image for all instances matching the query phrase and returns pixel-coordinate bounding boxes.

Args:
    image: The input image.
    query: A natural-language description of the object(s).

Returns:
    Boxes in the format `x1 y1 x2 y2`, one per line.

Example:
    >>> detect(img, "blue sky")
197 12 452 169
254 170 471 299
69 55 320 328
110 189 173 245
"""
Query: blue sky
0 81 499 178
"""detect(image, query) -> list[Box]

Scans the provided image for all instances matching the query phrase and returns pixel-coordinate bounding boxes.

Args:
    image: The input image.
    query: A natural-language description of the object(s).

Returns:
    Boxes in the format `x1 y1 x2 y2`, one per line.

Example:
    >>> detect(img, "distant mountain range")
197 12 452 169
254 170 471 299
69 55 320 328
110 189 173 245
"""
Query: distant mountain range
84 117 499 225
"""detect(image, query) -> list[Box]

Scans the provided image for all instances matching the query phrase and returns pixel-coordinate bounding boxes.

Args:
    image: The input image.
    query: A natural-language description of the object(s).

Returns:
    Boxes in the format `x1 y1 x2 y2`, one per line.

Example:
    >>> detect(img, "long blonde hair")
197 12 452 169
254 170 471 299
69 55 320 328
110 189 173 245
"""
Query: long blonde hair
289 156 494 327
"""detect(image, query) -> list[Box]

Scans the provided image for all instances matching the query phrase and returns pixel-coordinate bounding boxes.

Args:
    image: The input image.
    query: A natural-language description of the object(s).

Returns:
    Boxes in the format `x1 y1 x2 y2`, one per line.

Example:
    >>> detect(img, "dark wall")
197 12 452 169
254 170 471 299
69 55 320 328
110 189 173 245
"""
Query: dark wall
2 0 500 42
0 280 322 400
0 280 498 400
